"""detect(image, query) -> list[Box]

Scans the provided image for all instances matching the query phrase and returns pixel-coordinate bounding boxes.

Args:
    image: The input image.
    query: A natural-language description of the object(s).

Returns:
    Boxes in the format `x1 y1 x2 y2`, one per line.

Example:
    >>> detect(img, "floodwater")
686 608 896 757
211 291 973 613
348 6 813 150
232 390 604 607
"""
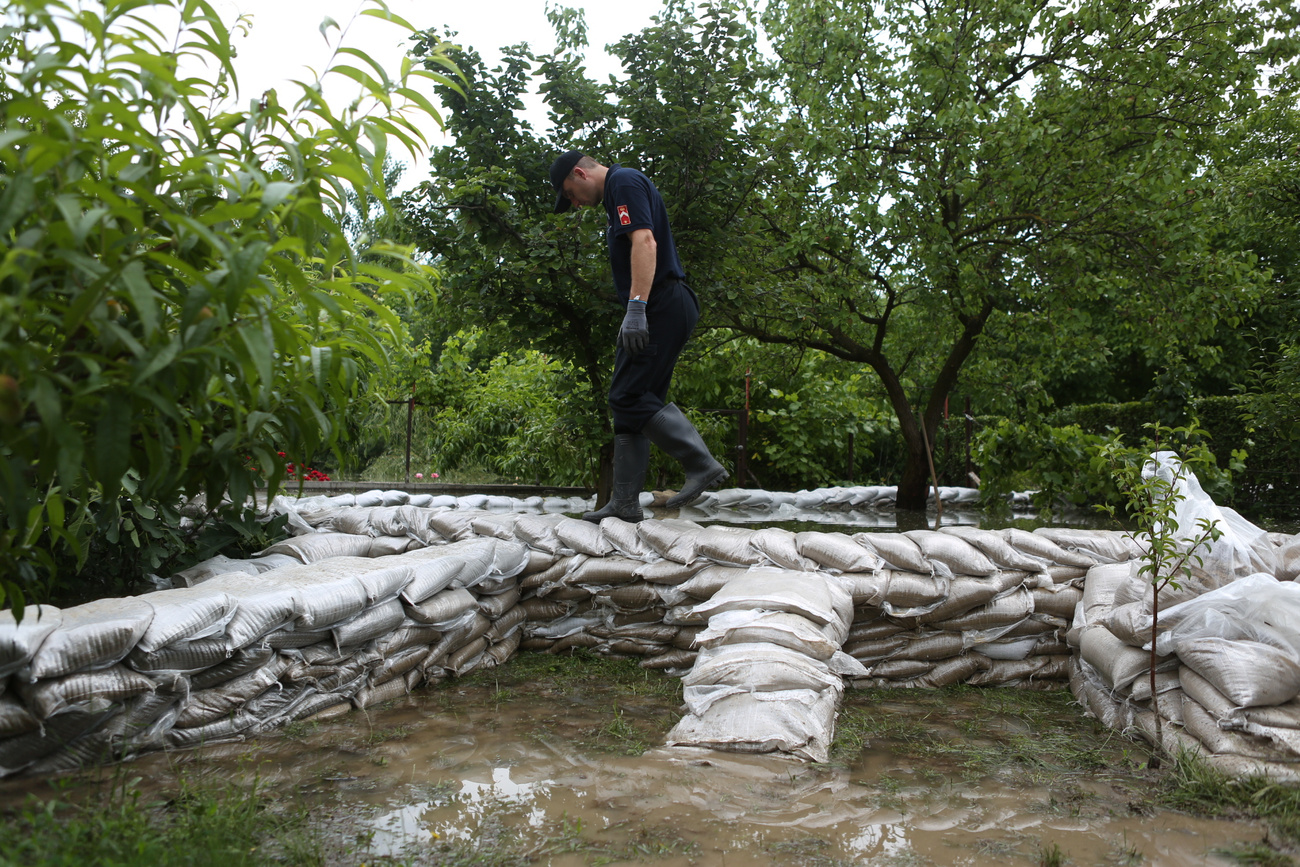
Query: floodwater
8 655 1272 867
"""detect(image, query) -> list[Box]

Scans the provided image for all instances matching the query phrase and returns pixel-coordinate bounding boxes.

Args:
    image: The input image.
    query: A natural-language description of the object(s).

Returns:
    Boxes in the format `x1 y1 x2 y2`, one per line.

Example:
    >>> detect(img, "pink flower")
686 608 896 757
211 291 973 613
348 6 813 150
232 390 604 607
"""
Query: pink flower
415 473 424 480
431 472 439 479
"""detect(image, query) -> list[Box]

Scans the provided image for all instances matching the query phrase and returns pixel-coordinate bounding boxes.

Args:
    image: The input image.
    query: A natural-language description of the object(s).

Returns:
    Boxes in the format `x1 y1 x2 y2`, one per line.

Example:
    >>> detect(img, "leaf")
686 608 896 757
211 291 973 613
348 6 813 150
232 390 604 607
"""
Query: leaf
120 260 161 338
95 395 132 499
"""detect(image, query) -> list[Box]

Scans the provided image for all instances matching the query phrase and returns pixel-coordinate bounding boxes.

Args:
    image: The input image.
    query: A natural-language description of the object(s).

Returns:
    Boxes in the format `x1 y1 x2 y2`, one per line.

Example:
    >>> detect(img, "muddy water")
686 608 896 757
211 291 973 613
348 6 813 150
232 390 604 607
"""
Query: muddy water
8 655 1262 866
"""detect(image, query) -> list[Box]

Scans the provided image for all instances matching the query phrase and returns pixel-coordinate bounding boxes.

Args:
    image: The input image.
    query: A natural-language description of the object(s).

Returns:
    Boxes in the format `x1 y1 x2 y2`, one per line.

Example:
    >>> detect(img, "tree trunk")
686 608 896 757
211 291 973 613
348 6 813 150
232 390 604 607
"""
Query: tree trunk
896 437 932 510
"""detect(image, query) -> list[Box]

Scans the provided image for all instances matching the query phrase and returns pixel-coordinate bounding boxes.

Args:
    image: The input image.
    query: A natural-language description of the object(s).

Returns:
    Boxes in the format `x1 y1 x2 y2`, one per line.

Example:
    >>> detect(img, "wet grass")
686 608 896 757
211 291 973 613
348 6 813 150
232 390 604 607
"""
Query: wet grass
1158 749 1300 858
0 768 319 867
832 685 1123 781
446 650 683 757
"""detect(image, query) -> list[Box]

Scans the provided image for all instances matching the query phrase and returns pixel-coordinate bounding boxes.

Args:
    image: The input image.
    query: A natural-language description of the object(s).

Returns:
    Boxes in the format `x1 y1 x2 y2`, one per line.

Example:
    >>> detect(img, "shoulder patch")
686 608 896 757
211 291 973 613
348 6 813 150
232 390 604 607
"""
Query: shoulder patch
617 204 631 226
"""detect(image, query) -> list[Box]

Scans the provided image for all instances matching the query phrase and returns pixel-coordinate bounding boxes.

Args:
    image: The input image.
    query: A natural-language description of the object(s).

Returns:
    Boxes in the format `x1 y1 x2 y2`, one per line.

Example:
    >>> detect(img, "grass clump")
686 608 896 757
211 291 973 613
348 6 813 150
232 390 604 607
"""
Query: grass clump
0 772 314 867
1161 750 1300 853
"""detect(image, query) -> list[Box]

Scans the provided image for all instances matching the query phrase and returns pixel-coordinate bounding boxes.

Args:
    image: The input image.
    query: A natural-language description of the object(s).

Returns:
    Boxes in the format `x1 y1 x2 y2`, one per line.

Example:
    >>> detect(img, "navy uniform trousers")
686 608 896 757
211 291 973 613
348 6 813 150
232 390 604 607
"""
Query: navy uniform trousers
608 279 699 435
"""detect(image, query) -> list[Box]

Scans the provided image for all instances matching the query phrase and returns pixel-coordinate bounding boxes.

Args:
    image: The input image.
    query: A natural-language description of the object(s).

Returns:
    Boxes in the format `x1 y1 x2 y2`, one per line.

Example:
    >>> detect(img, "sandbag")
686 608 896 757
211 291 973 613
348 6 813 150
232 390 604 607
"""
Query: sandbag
692 570 853 631
0 606 62 678
750 528 816 571
855 533 928 573
26 598 155 680
905 530 998 576
694 610 841 661
1177 636 1300 708
666 687 839 763
796 532 882 573
137 587 235 653
938 526 1049 572
259 532 376 563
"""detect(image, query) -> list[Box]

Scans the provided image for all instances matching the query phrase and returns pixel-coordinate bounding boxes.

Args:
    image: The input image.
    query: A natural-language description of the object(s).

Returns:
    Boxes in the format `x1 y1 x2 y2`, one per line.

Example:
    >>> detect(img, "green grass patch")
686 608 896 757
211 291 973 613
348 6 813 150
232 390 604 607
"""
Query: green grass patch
0 771 316 867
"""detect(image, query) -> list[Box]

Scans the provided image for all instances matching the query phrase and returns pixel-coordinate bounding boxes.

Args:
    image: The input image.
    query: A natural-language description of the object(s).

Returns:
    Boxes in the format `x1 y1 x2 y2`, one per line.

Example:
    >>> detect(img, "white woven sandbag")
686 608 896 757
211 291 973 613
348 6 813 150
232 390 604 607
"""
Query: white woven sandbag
202 574 300 649
635 559 705 585
553 517 614 557
901 631 965 661
839 572 888 606
1278 537 1300 582
364 505 412 537
1177 636 1300 708
428 509 489 542
136 587 235 653
171 555 264 586
667 687 839 763
406 588 477 625
796 532 883 573
513 514 570 555
599 518 659 560
127 638 230 674
678 565 749 600
333 598 407 647
20 665 156 719
0 694 38 739
905 531 998 577
880 571 950 616
854 533 928 573
1034 528 1140 565
916 577 1001 623
695 526 762 566
470 513 521 541
749 528 816 571
637 519 705 564
259 532 376 563
694 610 841 660
26 598 155 680
939 526 1049 572
321 507 374 536
1177 666 1239 722
1003 528 1095 568
1080 563 1131 624
1079 625 1150 691
692 569 853 629
1031 585 1084 621
684 643 843 693
0 605 62 678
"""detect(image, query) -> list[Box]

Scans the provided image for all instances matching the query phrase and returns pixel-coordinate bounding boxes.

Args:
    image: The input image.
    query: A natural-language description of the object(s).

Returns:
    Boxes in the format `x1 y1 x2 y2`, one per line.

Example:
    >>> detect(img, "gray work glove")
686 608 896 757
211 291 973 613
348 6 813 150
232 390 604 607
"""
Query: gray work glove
617 300 649 355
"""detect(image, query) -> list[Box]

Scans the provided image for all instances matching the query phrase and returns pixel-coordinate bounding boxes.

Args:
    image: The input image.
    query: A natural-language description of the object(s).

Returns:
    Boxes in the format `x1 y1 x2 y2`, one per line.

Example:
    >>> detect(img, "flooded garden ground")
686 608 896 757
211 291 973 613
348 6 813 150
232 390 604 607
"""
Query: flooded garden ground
1 650 1289 867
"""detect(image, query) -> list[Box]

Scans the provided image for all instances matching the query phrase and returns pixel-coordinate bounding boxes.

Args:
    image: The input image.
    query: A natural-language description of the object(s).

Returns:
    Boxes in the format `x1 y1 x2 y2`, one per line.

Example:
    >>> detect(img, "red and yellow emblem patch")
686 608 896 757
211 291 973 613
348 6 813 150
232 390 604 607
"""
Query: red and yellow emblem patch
617 204 631 226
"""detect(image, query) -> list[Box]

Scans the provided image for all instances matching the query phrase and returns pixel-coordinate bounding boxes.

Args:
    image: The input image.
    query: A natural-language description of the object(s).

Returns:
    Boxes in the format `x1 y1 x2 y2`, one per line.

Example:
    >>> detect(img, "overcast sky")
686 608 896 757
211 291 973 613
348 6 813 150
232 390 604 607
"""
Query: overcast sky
213 1 663 123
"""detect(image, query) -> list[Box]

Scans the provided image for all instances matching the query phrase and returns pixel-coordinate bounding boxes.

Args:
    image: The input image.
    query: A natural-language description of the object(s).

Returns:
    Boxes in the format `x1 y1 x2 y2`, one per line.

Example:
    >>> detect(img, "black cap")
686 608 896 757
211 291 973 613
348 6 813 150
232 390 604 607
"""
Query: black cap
549 150 583 213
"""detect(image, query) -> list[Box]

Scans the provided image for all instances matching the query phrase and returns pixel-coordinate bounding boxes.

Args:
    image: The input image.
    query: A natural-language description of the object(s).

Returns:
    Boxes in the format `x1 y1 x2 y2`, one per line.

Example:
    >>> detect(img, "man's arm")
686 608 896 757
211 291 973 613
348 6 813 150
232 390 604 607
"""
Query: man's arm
628 228 657 303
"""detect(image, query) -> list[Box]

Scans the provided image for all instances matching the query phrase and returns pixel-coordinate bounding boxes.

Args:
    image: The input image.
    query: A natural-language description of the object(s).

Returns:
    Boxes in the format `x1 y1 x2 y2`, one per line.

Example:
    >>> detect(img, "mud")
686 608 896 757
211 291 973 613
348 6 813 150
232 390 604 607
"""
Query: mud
1 654 1271 866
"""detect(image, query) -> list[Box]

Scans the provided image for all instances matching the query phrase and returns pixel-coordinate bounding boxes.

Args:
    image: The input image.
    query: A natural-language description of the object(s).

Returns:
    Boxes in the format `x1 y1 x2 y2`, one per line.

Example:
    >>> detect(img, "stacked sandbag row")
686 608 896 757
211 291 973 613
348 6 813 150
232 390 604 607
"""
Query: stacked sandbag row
666 568 861 763
814 527 1139 690
0 537 529 778
1069 534 1300 780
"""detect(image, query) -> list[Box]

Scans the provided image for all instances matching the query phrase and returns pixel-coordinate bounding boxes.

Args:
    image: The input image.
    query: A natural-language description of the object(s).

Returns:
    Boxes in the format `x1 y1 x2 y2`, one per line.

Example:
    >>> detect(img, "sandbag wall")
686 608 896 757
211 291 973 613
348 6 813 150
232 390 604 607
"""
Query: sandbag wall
0 536 533 777
4 481 1299 779
1070 534 1300 781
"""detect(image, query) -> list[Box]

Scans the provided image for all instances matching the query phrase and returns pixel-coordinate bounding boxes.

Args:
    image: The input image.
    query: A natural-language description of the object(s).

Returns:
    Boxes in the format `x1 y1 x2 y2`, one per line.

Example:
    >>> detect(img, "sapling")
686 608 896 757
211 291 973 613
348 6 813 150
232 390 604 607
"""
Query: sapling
1091 422 1223 764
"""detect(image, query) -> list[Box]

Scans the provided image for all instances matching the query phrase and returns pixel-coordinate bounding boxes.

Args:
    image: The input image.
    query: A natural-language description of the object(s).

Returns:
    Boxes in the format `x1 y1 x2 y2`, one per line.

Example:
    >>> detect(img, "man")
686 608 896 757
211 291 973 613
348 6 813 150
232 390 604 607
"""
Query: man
549 150 728 523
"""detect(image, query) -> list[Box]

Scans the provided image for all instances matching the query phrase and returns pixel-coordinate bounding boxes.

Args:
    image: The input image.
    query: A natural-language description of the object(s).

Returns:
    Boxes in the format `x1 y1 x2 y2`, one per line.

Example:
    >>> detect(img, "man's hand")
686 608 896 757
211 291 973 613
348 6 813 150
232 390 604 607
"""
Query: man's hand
618 300 649 354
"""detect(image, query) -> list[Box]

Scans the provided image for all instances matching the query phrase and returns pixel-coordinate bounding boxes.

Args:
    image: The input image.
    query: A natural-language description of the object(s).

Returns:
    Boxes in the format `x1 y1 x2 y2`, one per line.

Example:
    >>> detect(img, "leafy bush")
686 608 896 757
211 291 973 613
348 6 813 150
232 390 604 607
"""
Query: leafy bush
0 0 457 603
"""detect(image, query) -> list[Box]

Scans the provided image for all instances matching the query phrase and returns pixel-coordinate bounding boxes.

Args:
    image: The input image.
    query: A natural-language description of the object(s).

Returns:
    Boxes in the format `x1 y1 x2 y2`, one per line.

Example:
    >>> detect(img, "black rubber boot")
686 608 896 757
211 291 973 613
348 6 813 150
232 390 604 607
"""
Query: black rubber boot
582 434 650 523
642 403 728 509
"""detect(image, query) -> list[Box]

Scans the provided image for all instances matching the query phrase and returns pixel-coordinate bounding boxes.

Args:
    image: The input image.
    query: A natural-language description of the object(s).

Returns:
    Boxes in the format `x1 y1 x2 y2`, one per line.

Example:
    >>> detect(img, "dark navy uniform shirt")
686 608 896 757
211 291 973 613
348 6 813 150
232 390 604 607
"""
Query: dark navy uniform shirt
602 164 686 305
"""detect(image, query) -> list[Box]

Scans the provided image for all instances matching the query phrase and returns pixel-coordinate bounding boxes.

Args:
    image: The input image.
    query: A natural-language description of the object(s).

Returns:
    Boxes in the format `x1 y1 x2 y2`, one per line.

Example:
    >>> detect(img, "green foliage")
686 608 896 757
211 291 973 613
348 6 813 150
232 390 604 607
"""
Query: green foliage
973 420 1114 512
424 333 597 486
0 773 308 867
0 0 457 600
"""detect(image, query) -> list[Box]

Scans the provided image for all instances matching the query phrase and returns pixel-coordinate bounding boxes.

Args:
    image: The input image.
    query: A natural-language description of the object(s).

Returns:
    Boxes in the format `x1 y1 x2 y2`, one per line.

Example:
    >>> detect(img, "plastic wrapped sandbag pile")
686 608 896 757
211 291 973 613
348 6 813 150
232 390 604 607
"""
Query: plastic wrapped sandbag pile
1066 453 1300 780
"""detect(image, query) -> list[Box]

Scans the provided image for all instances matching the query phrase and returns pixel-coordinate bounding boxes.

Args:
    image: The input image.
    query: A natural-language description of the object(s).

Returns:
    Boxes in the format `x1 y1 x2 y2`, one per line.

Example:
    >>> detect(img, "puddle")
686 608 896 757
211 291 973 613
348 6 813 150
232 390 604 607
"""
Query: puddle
0 654 1270 866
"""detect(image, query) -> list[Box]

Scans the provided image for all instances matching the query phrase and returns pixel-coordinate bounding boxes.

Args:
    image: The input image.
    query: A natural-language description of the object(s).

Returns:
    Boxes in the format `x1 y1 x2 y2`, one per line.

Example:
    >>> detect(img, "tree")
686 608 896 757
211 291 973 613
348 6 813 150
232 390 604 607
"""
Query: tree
0 0 458 602
723 0 1294 508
